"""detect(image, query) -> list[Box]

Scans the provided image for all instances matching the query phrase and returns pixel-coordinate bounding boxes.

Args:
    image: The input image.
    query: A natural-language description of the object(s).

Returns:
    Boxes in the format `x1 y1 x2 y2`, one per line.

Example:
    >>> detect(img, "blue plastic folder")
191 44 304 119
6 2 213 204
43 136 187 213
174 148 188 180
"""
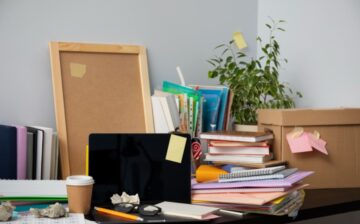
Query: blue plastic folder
0 125 17 179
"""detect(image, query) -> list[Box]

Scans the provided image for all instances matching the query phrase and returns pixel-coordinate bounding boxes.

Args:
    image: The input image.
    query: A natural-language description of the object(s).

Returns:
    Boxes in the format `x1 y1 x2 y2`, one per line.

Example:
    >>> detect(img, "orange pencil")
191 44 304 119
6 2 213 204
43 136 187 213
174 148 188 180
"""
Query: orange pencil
94 206 144 221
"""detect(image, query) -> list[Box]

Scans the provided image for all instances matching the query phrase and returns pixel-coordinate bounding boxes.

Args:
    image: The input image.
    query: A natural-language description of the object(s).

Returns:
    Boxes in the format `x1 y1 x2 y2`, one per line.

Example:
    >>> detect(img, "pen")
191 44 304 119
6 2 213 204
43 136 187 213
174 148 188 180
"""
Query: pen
94 206 144 221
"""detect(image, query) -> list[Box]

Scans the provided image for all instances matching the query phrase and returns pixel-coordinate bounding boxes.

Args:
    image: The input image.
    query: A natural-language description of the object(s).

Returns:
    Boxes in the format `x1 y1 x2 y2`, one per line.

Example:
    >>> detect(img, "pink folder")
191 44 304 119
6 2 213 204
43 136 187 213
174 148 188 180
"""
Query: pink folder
15 126 27 179
192 184 308 205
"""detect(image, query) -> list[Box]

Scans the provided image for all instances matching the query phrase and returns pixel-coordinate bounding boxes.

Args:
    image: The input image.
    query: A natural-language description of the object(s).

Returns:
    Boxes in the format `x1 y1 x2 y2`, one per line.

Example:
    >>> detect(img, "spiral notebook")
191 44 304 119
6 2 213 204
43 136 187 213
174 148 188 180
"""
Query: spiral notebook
219 168 298 183
229 165 286 177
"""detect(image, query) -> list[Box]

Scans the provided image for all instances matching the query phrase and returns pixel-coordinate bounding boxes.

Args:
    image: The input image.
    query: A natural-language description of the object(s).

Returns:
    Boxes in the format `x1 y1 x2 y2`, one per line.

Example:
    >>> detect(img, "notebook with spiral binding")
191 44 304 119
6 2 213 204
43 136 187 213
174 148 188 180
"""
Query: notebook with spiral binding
219 168 298 183
228 165 286 178
192 171 314 189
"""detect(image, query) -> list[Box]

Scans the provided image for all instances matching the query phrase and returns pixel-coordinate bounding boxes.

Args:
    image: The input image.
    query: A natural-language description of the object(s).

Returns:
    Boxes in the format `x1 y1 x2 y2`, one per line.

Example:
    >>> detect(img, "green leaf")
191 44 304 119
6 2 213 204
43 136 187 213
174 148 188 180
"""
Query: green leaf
208 70 218 78
228 62 236 70
255 60 262 68
207 60 216 66
266 24 271 29
278 28 286 32
226 56 233 63
237 52 246 57
221 48 229 56
215 44 225 49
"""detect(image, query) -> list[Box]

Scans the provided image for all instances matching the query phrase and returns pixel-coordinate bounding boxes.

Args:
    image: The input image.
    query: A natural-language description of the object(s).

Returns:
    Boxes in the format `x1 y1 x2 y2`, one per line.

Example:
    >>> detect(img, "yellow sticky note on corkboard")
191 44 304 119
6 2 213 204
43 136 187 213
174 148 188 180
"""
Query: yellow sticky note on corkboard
70 62 86 78
165 134 186 163
233 32 247 49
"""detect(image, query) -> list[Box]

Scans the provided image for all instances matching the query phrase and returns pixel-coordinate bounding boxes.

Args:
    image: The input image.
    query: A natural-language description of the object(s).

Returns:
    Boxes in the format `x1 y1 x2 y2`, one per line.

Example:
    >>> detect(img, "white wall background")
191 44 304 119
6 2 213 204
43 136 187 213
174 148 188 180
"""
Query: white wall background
258 0 360 108
0 0 258 128
2 0 360 128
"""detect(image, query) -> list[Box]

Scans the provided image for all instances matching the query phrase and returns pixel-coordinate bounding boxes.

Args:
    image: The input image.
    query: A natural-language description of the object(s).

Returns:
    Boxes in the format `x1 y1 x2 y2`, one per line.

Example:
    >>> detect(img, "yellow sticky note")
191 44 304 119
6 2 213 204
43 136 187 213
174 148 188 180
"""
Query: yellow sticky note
70 62 86 78
233 32 247 49
165 135 186 163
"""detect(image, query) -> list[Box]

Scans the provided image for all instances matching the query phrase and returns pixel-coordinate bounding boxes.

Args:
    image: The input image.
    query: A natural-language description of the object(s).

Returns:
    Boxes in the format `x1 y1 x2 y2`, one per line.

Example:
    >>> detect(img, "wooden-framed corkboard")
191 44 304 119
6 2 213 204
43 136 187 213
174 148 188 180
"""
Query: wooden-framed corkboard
49 42 154 178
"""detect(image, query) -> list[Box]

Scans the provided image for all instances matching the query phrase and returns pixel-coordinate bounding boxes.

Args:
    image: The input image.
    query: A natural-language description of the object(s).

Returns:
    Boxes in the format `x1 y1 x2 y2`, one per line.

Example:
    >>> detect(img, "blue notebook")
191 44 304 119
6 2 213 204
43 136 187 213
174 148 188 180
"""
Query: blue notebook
197 87 229 131
0 125 17 179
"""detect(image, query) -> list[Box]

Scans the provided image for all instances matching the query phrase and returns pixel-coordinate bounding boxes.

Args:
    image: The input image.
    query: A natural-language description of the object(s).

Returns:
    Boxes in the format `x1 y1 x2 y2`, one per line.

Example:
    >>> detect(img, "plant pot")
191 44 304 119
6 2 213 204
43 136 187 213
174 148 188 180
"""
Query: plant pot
233 123 259 132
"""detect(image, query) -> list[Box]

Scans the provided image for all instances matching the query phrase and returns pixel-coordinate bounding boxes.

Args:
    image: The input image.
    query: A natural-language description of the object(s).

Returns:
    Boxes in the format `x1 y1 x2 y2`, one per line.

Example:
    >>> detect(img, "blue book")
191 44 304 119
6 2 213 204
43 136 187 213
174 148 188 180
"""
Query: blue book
196 86 229 131
0 125 17 179
201 93 220 132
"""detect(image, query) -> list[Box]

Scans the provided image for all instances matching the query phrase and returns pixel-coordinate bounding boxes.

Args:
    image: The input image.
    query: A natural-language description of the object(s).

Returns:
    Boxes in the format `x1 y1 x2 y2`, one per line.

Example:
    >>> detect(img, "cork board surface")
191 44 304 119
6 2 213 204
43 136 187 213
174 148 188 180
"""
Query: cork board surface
50 42 154 177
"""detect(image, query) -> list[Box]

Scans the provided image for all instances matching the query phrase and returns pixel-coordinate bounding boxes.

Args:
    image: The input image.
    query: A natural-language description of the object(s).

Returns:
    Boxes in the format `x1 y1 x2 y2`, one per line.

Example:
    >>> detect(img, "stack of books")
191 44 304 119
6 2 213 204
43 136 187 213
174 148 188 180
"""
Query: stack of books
0 124 59 180
200 131 280 167
151 81 233 137
191 165 313 215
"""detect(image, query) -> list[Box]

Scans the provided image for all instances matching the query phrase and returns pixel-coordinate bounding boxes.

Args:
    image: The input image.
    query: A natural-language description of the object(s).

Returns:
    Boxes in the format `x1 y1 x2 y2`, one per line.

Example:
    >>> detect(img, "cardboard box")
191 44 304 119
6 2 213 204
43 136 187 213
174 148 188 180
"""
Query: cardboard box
257 108 360 189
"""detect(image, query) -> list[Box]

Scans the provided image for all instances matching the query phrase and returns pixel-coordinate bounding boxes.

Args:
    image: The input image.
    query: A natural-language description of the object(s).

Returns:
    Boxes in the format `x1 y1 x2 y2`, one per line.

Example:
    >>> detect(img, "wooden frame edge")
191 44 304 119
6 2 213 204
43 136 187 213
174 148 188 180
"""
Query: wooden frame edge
138 46 155 132
57 42 140 54
49 41 71 179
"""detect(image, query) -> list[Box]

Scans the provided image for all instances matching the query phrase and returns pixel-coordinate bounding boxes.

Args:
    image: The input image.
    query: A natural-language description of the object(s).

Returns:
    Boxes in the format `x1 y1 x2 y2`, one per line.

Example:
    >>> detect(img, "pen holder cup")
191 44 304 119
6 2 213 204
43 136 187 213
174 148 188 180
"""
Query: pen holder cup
66 175 94 215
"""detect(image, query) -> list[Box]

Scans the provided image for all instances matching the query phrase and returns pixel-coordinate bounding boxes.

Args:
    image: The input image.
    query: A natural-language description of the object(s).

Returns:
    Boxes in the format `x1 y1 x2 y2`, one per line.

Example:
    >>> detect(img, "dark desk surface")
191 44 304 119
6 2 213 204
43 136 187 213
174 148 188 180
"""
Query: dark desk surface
90 188 360 224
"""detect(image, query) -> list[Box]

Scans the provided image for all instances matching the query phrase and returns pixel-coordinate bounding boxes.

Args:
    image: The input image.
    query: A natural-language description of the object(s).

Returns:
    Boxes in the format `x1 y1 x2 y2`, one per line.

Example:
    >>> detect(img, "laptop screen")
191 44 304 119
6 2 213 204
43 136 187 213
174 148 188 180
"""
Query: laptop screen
89 133 191 205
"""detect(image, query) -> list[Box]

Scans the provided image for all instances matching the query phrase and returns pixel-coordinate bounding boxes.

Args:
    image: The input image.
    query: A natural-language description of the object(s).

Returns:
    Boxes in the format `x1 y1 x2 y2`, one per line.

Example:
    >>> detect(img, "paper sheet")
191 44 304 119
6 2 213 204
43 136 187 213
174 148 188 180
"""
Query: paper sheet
165 134 186 163
8 213 85 224
70 63 86 78
233 32 247 49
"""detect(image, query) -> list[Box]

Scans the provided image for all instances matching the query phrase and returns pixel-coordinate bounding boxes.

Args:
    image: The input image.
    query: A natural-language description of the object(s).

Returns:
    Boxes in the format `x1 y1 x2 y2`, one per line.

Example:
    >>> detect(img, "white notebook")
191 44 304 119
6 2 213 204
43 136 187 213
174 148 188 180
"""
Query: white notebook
0 180 66 197
155 201 219 220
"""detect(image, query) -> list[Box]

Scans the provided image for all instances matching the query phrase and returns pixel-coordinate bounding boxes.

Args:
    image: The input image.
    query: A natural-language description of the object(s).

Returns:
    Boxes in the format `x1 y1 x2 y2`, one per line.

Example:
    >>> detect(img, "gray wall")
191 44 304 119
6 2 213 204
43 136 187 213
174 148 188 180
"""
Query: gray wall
258 0 360 108
0 0 258 128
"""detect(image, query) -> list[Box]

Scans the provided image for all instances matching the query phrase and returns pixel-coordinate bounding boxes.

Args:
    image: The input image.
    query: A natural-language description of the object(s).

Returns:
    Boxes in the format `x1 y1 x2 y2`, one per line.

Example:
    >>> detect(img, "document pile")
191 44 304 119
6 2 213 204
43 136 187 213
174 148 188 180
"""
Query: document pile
192 164 313 216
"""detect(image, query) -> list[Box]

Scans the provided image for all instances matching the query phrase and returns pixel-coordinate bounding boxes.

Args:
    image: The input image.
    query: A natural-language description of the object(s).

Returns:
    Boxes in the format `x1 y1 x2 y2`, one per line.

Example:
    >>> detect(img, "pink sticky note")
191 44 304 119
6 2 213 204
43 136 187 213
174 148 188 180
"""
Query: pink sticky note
287 131 328 155
286 132 313 153
307 133 328 155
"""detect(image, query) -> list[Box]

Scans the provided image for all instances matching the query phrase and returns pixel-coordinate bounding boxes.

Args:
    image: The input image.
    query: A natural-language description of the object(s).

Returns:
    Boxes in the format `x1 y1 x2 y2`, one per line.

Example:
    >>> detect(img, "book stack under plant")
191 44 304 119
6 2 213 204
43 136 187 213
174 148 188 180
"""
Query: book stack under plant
200 131 284 167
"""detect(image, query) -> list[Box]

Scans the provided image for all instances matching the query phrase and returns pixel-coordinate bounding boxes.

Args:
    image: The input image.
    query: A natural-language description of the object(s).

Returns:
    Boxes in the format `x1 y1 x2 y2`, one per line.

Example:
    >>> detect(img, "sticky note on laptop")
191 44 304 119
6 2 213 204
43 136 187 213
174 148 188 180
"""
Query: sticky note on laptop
166 134 186 163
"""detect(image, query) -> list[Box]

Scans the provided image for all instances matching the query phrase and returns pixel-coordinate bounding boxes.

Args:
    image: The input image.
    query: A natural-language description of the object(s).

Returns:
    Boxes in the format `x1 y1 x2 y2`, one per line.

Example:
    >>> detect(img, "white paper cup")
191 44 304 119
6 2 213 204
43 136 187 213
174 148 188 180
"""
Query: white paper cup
66 175 94 214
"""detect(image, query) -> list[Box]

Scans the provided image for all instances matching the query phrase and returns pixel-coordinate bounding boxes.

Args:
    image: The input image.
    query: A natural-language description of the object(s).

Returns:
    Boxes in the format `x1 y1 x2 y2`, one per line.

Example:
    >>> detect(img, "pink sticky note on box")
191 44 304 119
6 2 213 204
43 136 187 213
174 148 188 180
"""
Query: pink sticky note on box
286 132 328 155
307 133 328 155
286 132 313 153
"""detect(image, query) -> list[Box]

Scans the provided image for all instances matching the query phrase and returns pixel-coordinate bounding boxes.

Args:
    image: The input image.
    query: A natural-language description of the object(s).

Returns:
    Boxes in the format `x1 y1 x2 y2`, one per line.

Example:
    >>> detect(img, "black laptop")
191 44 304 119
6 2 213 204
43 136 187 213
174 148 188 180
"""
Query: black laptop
88 133 192 206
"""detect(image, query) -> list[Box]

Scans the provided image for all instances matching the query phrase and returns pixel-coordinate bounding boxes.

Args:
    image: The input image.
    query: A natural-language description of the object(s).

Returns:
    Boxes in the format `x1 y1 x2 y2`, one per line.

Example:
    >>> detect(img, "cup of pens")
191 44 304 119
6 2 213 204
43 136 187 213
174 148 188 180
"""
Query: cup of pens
66 175 94 215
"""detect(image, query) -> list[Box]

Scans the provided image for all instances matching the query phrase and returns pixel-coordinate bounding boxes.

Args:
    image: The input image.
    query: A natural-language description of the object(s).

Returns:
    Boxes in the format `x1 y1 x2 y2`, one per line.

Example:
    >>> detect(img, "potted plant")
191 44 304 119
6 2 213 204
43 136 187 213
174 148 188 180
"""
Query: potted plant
207 19 301 131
